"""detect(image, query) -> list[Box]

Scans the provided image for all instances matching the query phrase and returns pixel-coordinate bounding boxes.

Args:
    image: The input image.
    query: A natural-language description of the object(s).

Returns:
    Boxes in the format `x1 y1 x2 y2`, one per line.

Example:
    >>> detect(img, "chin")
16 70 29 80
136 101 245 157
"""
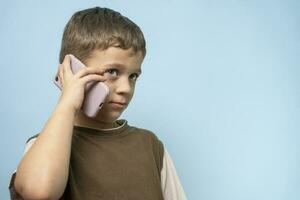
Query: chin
94 108 123 123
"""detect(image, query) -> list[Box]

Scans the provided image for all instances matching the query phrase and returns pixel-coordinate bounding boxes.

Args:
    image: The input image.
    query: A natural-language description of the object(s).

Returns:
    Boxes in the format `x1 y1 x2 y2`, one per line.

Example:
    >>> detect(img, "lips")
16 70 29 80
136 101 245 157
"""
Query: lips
109 101 127 107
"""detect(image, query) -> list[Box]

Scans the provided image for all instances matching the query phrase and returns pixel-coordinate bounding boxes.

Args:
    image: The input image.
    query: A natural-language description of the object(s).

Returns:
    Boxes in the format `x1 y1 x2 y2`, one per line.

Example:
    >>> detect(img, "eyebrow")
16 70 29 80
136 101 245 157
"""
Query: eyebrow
106 63 142 74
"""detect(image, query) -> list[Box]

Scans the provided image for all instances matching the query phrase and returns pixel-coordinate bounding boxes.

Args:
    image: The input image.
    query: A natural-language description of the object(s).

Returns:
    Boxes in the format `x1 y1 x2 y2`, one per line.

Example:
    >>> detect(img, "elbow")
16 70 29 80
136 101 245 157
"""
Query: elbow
14 177 57 200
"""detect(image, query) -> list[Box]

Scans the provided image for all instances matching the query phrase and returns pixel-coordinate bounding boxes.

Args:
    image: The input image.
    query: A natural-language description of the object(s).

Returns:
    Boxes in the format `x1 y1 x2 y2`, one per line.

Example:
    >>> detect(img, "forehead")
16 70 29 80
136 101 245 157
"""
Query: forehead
85 47 144 70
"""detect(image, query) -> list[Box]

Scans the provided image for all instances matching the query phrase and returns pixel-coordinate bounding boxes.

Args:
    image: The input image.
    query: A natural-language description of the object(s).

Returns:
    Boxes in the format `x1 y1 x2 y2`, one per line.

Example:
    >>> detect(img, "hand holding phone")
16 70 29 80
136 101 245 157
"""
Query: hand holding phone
54 54 109 118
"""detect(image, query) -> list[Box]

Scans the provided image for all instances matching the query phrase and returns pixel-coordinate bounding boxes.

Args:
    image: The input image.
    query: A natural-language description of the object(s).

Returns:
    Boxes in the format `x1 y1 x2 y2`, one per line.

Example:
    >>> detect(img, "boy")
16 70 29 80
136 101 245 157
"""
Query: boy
9 7 187 200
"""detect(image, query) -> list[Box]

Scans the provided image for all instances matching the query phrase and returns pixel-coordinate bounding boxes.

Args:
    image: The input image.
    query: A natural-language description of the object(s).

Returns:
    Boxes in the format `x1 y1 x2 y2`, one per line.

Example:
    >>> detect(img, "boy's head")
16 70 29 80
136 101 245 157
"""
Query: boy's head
60 7 146 124
59 7 146 64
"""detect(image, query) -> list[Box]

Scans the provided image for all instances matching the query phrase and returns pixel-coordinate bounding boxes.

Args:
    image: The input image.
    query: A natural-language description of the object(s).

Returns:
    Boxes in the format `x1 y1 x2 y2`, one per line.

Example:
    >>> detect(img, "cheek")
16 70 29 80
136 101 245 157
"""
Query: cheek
103 80 114 95
127 89 135 103
103 78 113 86
129 84 136 96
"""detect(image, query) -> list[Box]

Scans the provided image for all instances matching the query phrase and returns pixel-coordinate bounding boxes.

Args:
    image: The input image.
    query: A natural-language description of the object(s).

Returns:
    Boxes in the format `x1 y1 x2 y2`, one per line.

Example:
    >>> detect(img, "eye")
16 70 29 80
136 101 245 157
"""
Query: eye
105 68 119 78
130 73 140 81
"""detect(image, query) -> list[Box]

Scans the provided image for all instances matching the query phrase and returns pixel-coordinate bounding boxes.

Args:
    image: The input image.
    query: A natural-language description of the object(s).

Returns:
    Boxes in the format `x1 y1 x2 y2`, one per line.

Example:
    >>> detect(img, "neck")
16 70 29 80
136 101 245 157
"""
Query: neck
74 111 118 130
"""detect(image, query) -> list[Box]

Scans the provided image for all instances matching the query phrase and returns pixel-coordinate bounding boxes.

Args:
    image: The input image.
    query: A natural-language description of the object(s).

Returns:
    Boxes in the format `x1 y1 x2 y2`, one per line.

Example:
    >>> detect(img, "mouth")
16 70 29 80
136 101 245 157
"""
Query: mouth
108 101 127 108
110 101 127 105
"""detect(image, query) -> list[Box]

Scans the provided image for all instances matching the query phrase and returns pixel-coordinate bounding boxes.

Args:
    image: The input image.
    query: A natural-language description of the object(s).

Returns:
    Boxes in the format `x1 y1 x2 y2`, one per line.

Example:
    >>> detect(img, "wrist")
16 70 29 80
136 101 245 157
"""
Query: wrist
55 100 77 117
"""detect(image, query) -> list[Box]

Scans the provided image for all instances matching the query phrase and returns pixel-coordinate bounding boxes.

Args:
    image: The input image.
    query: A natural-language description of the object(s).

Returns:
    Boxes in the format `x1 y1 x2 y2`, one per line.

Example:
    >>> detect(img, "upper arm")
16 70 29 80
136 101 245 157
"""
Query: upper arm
9 137 37 199
160 149 187 200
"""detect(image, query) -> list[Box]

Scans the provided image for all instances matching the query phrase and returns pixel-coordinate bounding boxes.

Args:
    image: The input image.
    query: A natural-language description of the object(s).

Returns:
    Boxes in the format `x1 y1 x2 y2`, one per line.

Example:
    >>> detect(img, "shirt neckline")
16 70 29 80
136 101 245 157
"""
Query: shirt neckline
73 119 130 137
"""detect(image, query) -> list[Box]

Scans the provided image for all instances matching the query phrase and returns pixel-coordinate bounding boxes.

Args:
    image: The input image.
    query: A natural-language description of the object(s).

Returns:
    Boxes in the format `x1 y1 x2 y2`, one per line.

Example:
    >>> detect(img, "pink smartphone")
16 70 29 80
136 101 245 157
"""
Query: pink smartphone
53 54 109 118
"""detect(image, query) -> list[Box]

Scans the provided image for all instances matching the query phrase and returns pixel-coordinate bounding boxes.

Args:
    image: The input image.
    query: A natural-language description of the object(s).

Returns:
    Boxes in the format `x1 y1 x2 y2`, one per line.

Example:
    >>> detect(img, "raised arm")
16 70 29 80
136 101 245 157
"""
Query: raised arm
14 55 106 200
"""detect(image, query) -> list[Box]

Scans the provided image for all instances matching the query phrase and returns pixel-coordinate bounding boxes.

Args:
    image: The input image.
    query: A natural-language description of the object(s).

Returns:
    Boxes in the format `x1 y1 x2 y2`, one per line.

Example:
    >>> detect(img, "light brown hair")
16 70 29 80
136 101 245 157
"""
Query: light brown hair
59 7 146 64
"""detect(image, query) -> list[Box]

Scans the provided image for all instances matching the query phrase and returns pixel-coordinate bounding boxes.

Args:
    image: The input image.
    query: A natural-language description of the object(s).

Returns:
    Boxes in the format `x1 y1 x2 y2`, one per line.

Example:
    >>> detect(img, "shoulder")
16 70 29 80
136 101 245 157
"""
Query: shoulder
129 125 165 173
130 125 163 145
129 125 165 156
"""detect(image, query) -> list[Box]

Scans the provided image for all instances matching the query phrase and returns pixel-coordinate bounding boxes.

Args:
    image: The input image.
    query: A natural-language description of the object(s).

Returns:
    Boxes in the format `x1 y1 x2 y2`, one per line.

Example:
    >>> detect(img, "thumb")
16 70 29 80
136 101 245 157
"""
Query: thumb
62 54 73 75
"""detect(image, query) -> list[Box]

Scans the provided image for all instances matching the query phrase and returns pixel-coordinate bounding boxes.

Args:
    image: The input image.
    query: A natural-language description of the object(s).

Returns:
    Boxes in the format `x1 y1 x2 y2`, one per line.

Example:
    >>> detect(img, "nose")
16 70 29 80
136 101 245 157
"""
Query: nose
115 77 132 95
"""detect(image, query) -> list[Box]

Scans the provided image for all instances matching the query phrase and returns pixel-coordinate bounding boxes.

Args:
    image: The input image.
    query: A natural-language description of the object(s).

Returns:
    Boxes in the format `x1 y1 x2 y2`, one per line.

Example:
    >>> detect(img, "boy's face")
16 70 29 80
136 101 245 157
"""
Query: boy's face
84 47 144 123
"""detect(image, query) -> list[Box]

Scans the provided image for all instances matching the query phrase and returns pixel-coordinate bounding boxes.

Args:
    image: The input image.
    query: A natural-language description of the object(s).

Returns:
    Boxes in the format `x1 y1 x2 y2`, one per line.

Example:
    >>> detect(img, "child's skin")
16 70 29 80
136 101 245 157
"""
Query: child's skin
14 47 144 200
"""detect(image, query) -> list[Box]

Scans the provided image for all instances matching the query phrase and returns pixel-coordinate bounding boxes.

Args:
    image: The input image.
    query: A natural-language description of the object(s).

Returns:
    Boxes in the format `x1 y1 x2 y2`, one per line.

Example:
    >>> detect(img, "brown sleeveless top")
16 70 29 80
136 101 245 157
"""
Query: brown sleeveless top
10 119 165 200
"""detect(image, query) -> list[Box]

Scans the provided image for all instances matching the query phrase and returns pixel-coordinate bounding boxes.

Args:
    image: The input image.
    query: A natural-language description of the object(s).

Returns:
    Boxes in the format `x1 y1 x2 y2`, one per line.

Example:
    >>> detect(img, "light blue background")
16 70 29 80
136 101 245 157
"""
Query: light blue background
1 0 299 199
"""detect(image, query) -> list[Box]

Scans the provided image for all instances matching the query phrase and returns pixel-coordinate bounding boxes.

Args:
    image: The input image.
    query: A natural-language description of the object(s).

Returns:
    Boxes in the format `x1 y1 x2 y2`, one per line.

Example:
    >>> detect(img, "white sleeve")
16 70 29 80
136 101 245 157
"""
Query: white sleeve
161 149 187 200
23 138 37 155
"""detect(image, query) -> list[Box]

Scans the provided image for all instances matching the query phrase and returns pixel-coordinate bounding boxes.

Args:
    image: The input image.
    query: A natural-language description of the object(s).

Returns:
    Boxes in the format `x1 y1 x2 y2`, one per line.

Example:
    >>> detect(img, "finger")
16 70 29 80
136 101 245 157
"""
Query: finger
75 67 106 79
62 54 73 76
80 74 107 85
58 64 63 76
57 64 64 88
